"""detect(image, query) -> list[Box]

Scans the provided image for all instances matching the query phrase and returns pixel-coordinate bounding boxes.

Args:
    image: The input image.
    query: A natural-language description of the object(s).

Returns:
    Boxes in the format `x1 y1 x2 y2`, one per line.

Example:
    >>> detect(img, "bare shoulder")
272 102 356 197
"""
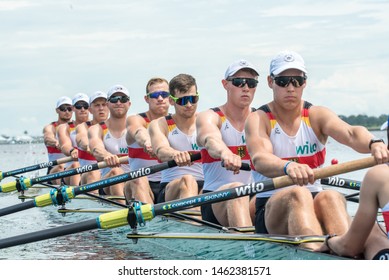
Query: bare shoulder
196 108 221 128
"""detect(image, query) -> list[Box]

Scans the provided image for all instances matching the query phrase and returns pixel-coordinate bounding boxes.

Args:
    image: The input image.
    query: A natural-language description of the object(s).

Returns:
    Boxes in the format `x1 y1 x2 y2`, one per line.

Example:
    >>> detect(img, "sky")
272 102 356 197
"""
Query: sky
1 0 388 136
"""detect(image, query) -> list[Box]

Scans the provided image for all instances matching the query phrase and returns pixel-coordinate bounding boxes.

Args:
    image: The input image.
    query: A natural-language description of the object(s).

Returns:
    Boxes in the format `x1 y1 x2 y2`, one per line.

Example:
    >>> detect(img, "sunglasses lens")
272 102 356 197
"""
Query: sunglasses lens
149 91 170 99
109 96 129 103
230 78 258 88
75 104 89 110
59 106 72 112
274 76 305 87
174 95 199 106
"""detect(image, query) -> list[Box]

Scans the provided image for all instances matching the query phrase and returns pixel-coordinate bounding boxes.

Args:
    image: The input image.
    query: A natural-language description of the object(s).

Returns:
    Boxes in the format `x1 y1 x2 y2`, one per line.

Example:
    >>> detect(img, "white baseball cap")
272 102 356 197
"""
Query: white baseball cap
270 50 307 76
72 93 89 105
89 91 107 105
107 84 130 100
224 59 259 79
56 96 72 108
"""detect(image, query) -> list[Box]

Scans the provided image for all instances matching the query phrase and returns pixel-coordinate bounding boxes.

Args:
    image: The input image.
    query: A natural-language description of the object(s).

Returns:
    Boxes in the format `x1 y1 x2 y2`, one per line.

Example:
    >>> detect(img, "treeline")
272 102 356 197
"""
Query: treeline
339 114 388 130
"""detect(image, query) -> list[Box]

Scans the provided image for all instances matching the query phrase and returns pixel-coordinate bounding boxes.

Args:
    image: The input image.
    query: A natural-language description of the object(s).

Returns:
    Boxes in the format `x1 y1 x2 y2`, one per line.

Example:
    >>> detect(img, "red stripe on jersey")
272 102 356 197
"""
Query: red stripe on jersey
201 146 250 163
78 149 96 161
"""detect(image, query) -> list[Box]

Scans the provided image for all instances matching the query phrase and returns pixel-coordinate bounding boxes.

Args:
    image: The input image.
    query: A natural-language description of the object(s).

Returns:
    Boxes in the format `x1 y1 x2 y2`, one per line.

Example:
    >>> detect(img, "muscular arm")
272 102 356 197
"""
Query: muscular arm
196 109 241 173
311 106 388 163
43 124 59 148
57 124 74 156
149 117 191 165
245 110 314 186
126 115 154 156
76 123 89 151
246 111 288 177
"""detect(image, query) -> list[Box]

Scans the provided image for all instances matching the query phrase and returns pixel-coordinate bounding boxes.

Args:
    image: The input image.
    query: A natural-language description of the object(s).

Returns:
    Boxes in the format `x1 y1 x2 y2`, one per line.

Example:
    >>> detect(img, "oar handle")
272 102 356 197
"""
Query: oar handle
56 156 73 164
272 156 376 189
221 161 251 171
96 156 129 169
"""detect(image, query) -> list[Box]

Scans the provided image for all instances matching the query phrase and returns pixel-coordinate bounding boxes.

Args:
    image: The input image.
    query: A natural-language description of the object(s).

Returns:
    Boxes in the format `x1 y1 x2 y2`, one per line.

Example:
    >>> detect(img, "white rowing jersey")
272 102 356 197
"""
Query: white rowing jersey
253 101 326 198
201 108 252 191
160 115 203 183
45 121 66 162
128 113 161 182
99 122 130 176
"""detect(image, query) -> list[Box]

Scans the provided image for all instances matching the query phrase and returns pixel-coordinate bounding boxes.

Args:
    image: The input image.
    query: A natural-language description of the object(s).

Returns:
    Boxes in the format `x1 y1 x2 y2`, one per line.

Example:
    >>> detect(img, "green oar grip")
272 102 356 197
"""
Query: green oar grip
0 171 3 181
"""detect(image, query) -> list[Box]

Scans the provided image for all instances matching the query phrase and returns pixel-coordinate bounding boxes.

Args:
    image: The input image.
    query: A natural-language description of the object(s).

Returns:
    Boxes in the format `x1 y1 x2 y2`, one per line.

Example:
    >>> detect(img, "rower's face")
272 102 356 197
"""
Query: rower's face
107 93 131 117
145 82 170 116
89 98 109 122
73 101 90 121
170 85 198 119
56 104 73 121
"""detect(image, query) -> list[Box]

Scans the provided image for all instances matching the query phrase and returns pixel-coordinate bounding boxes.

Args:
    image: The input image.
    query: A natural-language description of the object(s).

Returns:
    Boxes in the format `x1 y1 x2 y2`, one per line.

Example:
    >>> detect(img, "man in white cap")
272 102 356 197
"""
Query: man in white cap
76 91 110 185
88 84 131 202
42 96 73 184
196 59 259 227
125 77 170 204
57 93 90 186
245 50 389 257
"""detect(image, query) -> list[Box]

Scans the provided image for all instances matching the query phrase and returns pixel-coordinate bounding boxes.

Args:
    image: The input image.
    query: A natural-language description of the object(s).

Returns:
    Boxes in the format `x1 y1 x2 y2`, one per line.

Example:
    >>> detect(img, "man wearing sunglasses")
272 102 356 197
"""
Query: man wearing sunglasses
88 84 131 203
57 93 90 186
42 96 73 184
149 74 203 204
76 91 109 186
125 77 170 204
245 50 389 258
196 59 259 227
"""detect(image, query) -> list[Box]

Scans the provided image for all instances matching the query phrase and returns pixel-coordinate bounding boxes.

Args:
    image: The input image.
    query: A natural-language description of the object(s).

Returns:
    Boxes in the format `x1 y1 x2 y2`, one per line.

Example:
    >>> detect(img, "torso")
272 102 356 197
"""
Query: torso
201 107 252 191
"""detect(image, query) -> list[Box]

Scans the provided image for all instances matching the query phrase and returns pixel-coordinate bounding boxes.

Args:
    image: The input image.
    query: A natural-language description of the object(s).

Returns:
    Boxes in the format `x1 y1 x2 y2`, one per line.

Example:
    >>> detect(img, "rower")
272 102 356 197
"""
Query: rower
57 93 90 186
125 77 170 204
149 74 203 204
88 84 131 203
76 91 109 186
42 96 73 185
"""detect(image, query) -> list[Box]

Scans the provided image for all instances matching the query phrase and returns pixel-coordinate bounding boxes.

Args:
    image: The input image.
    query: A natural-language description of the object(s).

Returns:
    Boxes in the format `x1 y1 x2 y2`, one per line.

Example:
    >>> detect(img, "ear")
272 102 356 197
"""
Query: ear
221 79 228 90
267 75 273 89
169 96 175 106
144 95 149 104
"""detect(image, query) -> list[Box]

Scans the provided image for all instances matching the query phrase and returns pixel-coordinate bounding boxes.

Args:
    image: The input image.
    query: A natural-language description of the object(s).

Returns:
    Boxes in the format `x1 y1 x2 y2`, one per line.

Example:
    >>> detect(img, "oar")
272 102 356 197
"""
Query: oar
0 156 376 249
321 176 361 191
0 156 73 181
0 153 201 217
0 156 129 193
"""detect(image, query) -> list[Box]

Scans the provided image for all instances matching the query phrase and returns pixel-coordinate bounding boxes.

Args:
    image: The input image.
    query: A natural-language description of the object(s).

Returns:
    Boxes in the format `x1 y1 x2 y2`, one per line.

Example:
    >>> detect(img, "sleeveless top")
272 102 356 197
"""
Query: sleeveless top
201 107 253 191
127 112 161 182
46 121 66 161
99 121 130 176
253 101 326 198
161 115 203 183
77 121 97 166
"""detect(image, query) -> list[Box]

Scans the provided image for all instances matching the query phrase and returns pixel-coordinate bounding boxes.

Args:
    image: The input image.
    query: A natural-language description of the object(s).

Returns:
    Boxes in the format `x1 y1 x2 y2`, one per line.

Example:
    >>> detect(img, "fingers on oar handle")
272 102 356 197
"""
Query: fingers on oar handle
167 152 202 168
221 161 251 171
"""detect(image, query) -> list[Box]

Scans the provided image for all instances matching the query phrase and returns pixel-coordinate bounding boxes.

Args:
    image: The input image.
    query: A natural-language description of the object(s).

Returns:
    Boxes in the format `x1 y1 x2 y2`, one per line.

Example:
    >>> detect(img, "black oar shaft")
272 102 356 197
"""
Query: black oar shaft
0 157 72 180
0 200 35 217
0 219 97 249
321 176 361 190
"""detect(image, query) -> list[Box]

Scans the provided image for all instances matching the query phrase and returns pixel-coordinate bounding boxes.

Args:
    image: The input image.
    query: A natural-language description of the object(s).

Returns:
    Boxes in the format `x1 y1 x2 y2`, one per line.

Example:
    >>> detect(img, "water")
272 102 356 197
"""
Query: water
0 130 386 260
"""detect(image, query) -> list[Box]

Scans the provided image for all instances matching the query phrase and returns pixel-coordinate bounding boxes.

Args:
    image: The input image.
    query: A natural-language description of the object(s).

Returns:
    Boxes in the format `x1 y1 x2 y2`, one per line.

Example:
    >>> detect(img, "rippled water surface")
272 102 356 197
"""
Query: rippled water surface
0 130 385 260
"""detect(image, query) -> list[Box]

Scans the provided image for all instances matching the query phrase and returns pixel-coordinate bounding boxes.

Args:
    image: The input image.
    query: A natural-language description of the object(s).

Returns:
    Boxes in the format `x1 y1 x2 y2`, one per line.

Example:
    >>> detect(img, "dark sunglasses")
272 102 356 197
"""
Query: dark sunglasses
74 103 89 110
108 96 130 103
147 91 170 99
58 106 72 112
170 94 199 106
273 76 306 88
226 78 258 89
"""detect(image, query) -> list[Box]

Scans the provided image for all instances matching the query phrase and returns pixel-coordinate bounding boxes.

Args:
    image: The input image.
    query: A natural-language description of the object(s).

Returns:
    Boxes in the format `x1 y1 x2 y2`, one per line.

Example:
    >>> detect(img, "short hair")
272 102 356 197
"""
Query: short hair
146 77 169 94
169 74 197 97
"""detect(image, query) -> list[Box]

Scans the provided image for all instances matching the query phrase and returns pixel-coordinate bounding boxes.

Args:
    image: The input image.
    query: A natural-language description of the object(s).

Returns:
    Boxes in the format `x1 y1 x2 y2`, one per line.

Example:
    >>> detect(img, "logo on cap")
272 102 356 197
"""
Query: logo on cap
284 54 295 62
239 60 248 66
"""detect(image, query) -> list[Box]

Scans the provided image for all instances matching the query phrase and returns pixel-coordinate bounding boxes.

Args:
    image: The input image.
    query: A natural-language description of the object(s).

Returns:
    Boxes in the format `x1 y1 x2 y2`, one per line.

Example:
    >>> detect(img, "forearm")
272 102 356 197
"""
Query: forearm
253 152 289 177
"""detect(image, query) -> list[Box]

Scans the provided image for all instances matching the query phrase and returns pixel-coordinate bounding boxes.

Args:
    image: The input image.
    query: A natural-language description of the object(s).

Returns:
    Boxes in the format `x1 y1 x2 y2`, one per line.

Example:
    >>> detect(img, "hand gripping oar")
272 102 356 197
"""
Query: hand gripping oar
0 156 73 182
0 153 201 217
0 156 376 249
0 156 129 193
320 176 361 191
